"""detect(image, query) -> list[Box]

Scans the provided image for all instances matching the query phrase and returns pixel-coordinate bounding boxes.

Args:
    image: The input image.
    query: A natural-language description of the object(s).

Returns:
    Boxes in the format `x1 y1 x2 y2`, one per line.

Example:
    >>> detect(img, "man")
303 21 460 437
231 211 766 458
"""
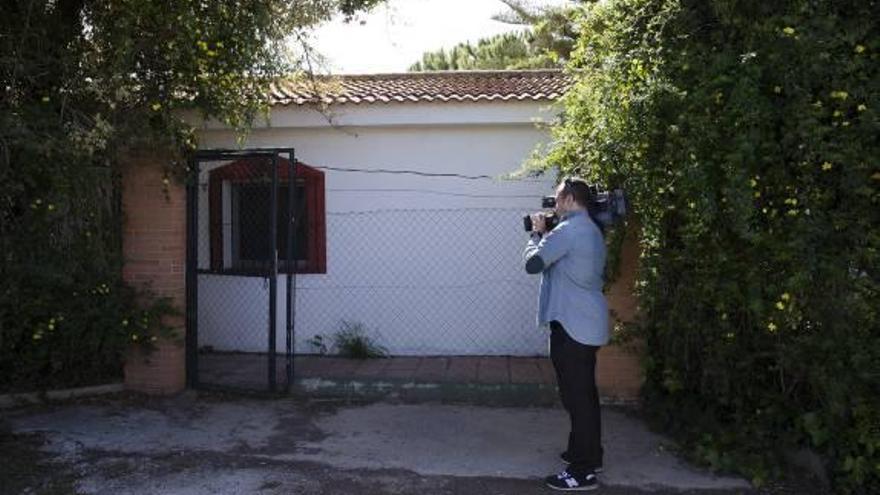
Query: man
524 177 608 491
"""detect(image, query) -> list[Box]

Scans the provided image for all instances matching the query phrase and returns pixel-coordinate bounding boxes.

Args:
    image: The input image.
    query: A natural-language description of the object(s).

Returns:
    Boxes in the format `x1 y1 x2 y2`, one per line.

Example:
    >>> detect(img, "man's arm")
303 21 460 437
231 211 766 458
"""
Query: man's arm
523 226 569 274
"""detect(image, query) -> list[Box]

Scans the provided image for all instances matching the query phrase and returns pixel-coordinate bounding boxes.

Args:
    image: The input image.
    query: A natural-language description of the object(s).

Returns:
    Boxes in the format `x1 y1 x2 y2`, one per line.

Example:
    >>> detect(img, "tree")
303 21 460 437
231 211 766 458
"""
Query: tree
410 31 548 71
540 0 879 492
409 0 584 71
0 0 382 392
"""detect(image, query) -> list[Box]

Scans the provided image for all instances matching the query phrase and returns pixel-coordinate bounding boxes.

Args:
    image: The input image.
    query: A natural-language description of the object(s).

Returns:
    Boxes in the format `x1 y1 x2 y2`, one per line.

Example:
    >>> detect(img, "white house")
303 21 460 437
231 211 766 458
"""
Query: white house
190 70 571 356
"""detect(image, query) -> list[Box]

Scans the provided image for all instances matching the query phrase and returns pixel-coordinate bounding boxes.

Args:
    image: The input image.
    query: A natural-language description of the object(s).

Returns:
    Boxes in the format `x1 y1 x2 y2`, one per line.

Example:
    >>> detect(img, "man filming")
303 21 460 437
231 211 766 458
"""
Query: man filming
524 177 608 492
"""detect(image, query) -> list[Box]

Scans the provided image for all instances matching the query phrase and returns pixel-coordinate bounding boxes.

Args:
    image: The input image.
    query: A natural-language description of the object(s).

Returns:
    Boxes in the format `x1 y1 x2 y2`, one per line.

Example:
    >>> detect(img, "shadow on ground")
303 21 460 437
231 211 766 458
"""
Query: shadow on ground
0 392 822 495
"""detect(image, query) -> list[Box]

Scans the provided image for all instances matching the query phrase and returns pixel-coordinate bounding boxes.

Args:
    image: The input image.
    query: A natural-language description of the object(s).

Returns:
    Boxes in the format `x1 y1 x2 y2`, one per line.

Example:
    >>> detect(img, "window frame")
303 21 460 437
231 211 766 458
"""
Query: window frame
208 157 326 275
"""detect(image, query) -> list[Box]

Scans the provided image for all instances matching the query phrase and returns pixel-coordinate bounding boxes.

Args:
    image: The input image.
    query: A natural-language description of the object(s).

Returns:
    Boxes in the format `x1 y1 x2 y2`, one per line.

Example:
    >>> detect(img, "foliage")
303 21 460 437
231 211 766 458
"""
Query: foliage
332 321 388 359
0 0 381 392
409 0 587 71
539 0 879 492
409 31 553 71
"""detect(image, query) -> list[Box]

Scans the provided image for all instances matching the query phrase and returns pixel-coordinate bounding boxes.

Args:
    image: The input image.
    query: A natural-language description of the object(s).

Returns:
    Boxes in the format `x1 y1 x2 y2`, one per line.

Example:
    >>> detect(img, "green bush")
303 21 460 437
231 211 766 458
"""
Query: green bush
541 0 879 492
0 154 176 393
2 0 383 394
332 321 388 359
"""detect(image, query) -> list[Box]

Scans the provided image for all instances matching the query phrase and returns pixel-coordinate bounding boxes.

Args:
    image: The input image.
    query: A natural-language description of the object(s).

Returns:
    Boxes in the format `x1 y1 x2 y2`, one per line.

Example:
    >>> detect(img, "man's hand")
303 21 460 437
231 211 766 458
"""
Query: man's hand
530 213 547 234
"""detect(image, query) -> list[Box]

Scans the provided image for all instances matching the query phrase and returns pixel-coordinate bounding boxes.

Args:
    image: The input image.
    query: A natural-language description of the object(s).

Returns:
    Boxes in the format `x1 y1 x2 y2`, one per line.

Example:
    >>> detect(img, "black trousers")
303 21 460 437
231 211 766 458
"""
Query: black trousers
550 320 603 475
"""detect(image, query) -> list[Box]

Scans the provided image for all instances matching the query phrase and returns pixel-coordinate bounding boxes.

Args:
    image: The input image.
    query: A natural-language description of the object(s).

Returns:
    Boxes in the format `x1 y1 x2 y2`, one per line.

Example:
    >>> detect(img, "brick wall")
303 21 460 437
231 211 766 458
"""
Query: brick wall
121 153 186 395
598 227 644 402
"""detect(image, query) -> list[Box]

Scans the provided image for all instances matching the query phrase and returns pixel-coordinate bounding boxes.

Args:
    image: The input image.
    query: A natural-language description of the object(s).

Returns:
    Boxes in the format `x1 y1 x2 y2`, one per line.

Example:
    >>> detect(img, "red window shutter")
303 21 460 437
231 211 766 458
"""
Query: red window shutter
207 157 326 274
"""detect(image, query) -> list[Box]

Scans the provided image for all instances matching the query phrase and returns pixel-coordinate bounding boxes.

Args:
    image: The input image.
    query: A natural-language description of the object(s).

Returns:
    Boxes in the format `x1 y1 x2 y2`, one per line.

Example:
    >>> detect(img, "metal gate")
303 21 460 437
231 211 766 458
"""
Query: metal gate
185 148 298 393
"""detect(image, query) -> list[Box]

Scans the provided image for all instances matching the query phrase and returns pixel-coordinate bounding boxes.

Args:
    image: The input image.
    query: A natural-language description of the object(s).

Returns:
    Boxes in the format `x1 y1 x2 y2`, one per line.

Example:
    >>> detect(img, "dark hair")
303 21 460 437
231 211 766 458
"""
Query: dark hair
561 176 606 236
560 177 591 208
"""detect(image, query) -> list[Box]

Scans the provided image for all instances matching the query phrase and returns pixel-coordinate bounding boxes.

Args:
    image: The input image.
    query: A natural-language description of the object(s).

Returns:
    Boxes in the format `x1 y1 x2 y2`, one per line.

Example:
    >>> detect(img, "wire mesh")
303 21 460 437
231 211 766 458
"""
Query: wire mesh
190 156 548 390
292 208 544 357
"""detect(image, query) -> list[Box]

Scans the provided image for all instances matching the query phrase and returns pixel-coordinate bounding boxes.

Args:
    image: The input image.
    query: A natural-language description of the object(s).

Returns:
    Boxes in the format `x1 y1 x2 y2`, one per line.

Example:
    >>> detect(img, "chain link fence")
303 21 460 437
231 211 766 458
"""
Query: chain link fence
190 155 549 390
196 207 546 356
293 208 545 357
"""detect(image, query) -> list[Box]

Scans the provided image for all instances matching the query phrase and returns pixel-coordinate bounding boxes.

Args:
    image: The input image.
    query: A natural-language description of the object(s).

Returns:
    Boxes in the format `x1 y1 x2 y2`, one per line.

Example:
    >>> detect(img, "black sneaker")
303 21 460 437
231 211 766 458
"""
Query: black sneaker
544 470 599 491
559 452 603 473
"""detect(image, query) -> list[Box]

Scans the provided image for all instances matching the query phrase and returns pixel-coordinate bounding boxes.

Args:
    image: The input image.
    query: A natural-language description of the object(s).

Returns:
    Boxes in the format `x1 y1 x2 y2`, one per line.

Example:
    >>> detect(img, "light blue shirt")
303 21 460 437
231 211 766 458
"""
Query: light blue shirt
523 210 609 346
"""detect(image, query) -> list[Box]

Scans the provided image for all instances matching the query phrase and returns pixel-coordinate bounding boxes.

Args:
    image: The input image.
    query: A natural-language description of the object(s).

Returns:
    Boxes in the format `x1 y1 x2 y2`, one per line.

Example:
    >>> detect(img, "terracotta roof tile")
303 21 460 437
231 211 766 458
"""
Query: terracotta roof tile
270 70 571 106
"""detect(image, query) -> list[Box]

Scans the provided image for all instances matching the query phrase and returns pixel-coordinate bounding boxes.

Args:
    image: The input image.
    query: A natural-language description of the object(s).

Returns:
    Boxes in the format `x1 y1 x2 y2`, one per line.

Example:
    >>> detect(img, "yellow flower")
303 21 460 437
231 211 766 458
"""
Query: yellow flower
131 334 139 341
830 91 849 100
857 104 867 112
776 301 785 310
773 86 782 94
833 110 842 117
750 179 758 187
781 293 791 302
754 191 761 198
855 45 866 54
821 161 833 171
151 102 162 111
782 27 795 35
768 322 778 332
41 96 50 103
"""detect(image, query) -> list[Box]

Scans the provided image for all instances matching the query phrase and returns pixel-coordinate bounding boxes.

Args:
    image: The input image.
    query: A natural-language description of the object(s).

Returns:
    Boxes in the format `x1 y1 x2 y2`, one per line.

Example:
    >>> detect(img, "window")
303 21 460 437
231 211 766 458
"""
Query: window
209 158 326 274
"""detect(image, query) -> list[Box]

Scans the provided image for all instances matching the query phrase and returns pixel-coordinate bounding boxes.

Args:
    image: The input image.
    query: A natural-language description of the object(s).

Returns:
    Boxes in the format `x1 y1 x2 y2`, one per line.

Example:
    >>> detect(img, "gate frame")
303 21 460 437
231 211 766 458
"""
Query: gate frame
185 148 298 393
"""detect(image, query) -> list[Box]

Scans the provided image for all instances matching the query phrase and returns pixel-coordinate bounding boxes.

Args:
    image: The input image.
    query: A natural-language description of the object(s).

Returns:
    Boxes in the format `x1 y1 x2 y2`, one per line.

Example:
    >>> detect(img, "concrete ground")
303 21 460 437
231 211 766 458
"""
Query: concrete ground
2 393 767 495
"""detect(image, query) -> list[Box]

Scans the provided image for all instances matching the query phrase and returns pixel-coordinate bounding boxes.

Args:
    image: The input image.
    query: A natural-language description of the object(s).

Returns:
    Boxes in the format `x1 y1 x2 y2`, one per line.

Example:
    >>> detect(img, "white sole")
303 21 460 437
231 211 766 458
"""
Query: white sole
545 482 598 492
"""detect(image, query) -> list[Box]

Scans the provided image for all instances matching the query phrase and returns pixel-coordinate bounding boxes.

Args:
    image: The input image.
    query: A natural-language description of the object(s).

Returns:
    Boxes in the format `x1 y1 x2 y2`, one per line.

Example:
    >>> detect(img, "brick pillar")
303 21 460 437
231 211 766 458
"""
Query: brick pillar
598 227 644 402
121 154 187 395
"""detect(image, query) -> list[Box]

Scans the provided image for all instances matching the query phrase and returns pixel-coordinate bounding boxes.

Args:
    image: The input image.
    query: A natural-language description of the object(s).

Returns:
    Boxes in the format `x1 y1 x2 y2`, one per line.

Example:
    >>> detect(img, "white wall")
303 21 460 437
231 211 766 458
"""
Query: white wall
193 102 558 356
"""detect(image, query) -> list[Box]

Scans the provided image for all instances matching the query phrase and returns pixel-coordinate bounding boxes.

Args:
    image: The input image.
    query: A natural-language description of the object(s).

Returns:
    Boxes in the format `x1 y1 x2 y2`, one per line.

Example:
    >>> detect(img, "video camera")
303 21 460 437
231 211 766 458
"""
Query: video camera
523 185 627 233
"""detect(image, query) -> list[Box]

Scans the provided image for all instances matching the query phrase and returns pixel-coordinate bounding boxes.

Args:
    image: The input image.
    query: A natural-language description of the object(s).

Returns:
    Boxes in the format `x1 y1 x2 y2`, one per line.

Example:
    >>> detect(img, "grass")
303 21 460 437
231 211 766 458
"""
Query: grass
332 321 388 359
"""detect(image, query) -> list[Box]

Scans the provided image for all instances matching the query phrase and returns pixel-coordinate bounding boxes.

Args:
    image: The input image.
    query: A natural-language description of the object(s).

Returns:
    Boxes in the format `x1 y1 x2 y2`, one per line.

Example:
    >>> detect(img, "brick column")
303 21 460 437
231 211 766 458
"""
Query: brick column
121 154 187 395
598 227 644 402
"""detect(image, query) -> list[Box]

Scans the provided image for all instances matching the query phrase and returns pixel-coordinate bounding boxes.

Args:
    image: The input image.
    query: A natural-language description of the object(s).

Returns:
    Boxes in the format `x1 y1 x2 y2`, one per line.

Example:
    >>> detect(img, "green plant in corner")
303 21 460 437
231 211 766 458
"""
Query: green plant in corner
332 321 387 359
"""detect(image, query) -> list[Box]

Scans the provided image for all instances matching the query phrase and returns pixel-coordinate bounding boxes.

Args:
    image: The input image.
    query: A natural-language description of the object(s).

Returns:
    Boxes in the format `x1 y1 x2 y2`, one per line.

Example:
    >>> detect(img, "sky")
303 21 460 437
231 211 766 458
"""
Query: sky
306 0 569 74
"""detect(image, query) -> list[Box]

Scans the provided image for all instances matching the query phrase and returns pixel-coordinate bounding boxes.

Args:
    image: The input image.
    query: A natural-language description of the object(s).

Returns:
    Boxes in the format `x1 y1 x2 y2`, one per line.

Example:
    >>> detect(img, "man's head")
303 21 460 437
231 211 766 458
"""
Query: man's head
554 177 591 215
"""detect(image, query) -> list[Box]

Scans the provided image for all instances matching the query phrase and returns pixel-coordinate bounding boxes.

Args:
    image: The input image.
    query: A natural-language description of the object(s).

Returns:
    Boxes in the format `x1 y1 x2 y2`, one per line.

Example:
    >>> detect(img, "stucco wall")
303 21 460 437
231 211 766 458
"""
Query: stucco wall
195 114 556 355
